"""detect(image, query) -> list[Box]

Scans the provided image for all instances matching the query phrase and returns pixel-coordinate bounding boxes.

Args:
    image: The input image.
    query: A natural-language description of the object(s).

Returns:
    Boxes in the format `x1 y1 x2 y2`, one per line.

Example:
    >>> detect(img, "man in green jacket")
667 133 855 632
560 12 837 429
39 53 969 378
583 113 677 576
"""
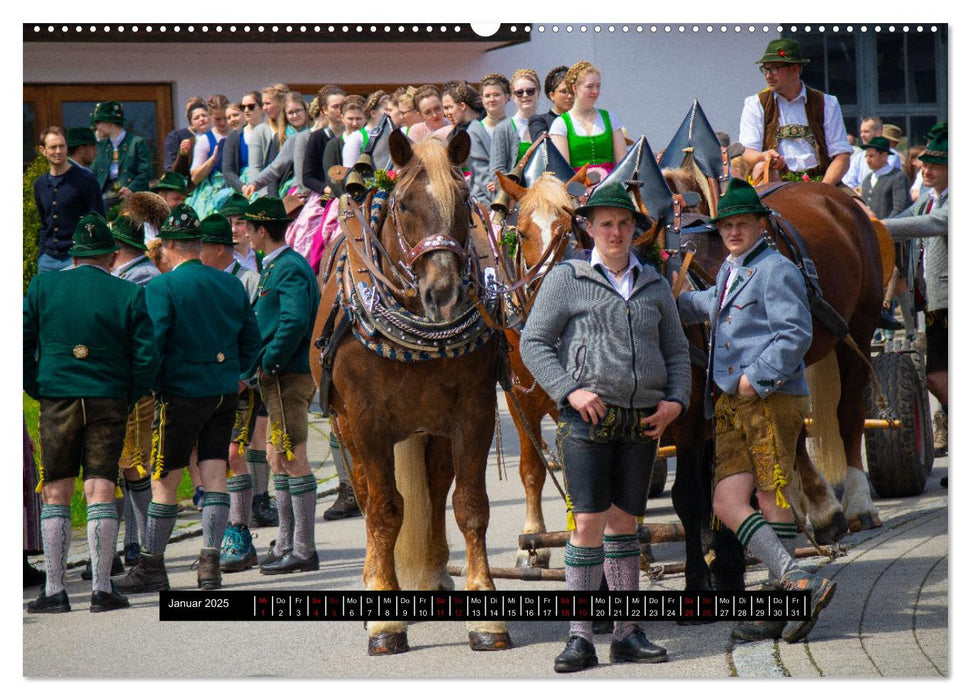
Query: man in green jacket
114 204 261 593
244 197 322 574
24 213 159 614
91 100 154 210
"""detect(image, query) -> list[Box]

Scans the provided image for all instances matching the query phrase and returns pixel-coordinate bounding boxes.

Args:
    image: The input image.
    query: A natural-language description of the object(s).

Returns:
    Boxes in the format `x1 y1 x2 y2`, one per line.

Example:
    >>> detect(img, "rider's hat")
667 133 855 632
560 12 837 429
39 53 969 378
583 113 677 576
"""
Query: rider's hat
757 38 811 65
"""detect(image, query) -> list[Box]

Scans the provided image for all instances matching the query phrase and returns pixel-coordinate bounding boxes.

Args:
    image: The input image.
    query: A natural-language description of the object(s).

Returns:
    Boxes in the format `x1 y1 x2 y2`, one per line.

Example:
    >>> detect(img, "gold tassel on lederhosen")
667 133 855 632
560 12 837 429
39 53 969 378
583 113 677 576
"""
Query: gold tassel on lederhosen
232 390 257 457
269 379 296 461
759 401 790 510
34 403 45 493
151 400 168 480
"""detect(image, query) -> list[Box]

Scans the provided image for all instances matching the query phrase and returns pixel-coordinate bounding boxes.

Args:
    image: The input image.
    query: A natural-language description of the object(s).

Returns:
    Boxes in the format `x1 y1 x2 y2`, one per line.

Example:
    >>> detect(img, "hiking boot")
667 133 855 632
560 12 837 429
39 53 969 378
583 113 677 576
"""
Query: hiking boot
220 524 259 573
113 551 170 593
123 542 141 567
250 492 279 528
197 548 222 590
933 409 948 457
323 483 362 521
780 569 836 643
553 636 598 673
731 618 786 642
609 628 668 663
27 589 71 614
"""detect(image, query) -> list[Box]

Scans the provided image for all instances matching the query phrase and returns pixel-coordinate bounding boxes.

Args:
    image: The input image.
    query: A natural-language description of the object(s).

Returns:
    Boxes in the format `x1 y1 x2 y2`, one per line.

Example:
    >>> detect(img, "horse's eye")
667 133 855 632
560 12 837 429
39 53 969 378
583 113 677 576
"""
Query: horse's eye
398 201 408 213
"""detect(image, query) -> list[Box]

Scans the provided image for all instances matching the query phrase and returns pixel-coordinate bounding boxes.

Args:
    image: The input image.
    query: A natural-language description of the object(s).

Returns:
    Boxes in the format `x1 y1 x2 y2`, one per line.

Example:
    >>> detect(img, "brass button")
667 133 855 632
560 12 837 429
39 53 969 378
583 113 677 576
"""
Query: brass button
73 345 89 359
52 201 57 206
52 214 58 219
726 316 732 323
723 342 730 349
216 352 226 363
728 365 734 373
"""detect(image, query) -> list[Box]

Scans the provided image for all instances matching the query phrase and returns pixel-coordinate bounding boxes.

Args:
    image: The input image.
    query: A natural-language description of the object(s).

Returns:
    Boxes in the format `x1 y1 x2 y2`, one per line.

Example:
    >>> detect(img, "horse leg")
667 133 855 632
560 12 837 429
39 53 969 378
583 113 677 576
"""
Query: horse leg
835 343 883 531
672 433 715 591
451 426 511 651
423 435 457 591
789 434 848 545
506 388 552 569
352 435 409 656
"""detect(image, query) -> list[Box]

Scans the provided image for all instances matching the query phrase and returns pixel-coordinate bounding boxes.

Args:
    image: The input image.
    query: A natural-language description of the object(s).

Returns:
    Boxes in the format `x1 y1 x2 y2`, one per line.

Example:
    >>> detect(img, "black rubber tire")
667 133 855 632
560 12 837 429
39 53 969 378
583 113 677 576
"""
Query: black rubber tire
649 457 668 498
865 352 933 498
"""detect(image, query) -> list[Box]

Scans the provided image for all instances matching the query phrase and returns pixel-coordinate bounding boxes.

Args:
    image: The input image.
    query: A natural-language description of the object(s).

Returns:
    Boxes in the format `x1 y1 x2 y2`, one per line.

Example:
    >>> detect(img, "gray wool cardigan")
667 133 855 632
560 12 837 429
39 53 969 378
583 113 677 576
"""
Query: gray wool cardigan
520 257 691 411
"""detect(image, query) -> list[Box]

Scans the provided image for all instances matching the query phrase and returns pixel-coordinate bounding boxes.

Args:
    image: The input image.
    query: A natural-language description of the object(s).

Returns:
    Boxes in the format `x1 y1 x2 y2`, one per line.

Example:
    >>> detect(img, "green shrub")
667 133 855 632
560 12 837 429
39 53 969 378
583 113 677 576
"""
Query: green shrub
23 154 47 294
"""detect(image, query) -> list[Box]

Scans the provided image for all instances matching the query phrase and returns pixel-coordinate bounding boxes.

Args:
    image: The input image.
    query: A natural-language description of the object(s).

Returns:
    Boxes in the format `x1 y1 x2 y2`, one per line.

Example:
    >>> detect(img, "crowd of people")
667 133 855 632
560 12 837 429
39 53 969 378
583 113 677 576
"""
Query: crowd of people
25 41 948 674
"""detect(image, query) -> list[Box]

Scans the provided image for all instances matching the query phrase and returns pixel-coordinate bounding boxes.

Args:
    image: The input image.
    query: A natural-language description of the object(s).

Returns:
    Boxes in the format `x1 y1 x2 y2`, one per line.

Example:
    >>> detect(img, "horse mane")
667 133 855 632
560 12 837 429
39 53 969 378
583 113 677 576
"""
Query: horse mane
518 173 571 220
663 164 713 217
398 138 465 228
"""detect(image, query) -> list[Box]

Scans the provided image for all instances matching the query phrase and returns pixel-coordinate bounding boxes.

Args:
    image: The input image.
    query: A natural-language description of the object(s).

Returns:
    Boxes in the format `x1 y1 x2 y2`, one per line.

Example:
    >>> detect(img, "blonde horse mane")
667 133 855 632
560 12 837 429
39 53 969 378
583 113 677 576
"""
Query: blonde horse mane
398 138 464 229
519 174 571 222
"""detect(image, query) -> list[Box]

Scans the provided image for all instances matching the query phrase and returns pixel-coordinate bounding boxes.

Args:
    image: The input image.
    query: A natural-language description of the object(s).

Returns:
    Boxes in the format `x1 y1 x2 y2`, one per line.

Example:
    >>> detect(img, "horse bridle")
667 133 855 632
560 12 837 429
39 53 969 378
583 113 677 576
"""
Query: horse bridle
389 194 470 269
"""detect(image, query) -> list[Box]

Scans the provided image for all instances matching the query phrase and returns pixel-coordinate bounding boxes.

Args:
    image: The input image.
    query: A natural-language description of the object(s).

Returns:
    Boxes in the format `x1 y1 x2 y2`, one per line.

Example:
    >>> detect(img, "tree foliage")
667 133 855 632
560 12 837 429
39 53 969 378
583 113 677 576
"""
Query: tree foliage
23 154 47 295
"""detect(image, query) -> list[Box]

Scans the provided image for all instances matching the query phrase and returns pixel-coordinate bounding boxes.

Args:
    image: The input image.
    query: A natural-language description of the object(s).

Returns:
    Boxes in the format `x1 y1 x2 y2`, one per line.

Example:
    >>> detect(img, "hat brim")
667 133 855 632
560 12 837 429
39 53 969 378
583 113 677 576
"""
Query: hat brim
241 214 291 224
111 233 147 251
574 203 651 231
711 205 773 224
70 242 121 257
756 56 810 65
153 184 188 194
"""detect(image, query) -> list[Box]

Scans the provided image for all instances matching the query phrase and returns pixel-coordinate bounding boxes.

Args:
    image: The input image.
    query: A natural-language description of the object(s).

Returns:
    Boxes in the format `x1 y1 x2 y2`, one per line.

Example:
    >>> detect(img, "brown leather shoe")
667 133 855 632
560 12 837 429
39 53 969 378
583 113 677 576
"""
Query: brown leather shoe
197 548 222 590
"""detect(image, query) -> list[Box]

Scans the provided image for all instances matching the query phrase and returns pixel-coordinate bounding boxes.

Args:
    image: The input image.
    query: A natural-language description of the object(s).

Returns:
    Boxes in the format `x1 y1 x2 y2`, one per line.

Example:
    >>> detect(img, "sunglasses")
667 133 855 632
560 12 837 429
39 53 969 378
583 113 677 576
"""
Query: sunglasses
241 104 259 111
513 88 537 98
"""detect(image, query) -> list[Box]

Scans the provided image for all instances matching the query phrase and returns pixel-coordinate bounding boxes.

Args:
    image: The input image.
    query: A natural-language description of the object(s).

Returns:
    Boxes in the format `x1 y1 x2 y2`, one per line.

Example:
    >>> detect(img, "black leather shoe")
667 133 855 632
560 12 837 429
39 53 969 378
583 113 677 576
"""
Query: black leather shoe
90 587 130 613
250 493 279 528
554 636 598 673
82 554 125 581
260 550 319 574
261 540 289 567
878 307 904 331
609 628 668 663
27 589 71 614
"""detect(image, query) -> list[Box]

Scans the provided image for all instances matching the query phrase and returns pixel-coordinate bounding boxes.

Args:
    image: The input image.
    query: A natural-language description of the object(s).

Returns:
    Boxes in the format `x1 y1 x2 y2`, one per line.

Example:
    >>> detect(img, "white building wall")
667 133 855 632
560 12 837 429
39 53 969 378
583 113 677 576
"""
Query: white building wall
24 28 774 149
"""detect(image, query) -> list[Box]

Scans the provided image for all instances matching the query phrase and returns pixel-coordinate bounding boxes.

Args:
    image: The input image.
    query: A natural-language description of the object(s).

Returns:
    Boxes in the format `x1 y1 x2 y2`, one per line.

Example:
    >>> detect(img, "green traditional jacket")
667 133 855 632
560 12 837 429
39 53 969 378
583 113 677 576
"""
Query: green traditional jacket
92 131 153 193
253 246 321 376
145 260 261 397
23 265 159 401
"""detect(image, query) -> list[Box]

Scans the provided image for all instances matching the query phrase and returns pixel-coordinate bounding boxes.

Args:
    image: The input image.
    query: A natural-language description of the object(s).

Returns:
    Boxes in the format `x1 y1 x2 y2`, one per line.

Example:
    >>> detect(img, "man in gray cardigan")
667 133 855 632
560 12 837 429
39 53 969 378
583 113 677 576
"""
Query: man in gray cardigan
883 130 948 460
521 182 690 673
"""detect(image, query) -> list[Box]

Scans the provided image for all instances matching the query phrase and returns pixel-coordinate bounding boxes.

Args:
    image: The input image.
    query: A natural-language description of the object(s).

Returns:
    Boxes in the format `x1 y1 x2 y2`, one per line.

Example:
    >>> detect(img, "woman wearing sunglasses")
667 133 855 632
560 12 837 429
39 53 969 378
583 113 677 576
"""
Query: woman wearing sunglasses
489 69 541 180
550 61 627 182
242 92 310 199
223 91 263 195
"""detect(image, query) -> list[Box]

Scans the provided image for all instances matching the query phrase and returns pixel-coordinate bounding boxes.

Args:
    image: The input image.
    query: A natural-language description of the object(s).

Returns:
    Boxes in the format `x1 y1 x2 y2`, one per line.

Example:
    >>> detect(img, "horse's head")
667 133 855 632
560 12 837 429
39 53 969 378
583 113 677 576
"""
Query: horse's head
388 129 472 323
662 165 713 218
495 166 586 269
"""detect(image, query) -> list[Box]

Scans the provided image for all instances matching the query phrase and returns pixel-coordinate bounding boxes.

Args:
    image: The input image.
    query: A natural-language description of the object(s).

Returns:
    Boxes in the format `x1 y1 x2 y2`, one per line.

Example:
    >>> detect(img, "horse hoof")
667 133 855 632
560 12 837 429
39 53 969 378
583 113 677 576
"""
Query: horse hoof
814 511 849 544
848 512 883 532
469 631 513 651
368 632 410 656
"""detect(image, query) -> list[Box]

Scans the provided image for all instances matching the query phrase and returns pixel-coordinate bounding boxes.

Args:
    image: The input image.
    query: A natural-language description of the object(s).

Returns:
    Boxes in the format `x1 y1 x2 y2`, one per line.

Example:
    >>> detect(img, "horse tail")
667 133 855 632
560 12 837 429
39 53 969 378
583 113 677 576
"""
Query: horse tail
805 350 848 484
393 434 449 590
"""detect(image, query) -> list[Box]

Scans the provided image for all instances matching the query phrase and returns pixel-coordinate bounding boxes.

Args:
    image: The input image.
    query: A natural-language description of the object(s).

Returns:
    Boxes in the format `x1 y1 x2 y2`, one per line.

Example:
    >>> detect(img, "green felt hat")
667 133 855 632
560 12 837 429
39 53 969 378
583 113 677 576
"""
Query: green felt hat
218 192 251 218
154 171 189 194
66 127 97 149
757 38 810 65
92 100 125 125
110 213 147 251
200 213 237 245
924 122 947 142
862 136 892 153
69 213 121 257
920 133 947 165
159 203 203 239
575 182 650 229
711 178 773 223
242 196 290 224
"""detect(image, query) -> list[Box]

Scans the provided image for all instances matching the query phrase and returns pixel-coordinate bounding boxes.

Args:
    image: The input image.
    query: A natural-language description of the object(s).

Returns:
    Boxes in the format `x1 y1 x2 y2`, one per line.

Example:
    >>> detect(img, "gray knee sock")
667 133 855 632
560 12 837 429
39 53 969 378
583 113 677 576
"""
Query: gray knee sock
247 449 270 495
289 475 318 559
125 476 152 549
227 473 254 526
770 520 798 558
202 492 231 550
41 504 72 597
86 502 120 593
330 432 352 487
603 533 641 640
564 542 604 642
145 502 180 556
122 485 138 547
274 474 293 555
737 513 795 581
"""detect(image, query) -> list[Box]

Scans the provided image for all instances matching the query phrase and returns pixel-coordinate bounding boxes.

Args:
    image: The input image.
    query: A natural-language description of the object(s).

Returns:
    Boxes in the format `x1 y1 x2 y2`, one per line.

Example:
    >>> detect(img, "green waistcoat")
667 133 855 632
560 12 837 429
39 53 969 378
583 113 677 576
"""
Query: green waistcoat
23 265 159 401
253 247 321 376
145 260 261 397
562 110 614 168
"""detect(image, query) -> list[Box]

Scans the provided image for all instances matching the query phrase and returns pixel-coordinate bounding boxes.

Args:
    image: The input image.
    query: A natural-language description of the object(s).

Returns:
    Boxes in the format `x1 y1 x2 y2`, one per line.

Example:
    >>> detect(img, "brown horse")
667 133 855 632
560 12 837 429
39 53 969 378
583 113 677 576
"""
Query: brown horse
664 168 885 536
311 130 510 655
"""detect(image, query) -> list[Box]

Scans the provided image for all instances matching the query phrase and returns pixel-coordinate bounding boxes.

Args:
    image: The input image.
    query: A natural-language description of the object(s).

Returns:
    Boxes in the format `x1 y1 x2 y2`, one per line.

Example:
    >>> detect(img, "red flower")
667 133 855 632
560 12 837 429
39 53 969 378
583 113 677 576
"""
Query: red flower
661 251 670 262
778 50 786 56
801 173 811 182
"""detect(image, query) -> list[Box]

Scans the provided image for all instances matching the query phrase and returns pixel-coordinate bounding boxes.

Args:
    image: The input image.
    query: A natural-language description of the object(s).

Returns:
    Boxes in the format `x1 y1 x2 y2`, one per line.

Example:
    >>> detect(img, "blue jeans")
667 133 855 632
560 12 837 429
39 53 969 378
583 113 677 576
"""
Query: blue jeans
555 405 659 517
37 252 72 274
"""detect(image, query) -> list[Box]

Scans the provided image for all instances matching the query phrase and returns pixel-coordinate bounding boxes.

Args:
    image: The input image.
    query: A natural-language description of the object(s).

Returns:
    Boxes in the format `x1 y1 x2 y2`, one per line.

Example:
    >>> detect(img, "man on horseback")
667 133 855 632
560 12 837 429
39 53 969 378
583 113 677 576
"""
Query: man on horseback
739 38 852 186
520 182 691 672
678 178 837 644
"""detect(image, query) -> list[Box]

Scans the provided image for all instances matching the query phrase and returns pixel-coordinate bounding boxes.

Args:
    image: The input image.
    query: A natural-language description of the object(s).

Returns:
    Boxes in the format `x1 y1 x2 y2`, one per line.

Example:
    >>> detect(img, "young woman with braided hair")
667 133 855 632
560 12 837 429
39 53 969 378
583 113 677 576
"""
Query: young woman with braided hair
406 84 453 143
247 83 290 195
550 61 627 181
443 81 492 203
529 65 574 140
489 68 541 179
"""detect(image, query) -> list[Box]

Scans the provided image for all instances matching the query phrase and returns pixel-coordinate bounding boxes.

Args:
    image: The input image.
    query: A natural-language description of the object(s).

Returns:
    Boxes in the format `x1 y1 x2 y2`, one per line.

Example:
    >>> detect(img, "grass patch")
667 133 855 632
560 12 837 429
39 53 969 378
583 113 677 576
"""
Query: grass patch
24 393 197 530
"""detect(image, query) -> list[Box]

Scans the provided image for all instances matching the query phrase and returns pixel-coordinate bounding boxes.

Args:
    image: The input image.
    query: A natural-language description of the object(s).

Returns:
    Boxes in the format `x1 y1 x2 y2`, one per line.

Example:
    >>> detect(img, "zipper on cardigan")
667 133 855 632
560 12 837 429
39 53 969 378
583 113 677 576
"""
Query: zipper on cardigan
625 301 638 408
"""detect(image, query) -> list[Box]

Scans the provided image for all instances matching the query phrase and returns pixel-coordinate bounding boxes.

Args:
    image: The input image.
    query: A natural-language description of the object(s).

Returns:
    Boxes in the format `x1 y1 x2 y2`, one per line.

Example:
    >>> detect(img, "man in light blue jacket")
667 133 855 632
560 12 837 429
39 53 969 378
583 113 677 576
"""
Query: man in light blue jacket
679 178 835 645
